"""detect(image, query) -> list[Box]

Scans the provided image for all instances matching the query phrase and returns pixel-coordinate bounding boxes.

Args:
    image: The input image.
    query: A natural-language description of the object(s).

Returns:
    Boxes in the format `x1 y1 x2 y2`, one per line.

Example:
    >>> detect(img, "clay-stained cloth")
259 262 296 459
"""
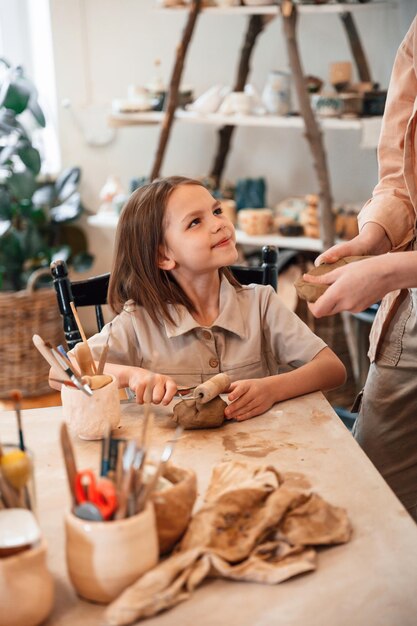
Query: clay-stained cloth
105 462 352 625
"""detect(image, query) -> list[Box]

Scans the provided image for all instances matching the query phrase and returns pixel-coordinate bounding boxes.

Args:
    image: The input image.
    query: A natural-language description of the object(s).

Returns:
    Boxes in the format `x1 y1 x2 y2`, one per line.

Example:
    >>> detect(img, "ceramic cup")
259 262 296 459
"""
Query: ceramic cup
65 502 159 603
0 537 54 626
61 374 121 440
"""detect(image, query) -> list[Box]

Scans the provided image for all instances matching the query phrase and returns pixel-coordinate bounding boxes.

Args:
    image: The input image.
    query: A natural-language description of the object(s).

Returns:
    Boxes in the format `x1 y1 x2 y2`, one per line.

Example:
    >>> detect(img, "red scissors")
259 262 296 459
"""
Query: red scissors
75 469 117 521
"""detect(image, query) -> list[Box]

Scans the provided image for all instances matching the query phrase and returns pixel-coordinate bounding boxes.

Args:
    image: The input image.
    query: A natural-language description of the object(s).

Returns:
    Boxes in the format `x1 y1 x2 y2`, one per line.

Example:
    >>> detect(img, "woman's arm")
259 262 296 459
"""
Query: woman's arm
306 251 417 318
224 347 346 421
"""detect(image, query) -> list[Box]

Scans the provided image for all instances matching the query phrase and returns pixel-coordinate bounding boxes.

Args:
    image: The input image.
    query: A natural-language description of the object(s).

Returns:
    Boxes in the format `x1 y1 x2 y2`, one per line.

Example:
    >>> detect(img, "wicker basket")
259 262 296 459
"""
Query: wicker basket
0 269 64 398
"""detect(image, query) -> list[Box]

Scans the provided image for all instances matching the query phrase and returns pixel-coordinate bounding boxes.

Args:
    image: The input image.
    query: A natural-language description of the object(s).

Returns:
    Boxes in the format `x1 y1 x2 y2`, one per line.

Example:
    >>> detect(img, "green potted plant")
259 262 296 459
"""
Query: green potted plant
0 59 93 396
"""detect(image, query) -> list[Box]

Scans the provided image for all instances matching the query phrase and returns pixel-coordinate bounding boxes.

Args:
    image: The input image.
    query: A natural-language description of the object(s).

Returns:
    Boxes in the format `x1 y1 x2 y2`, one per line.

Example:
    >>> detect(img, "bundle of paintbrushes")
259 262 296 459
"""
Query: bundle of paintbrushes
0 390 34 511
59 416 183 522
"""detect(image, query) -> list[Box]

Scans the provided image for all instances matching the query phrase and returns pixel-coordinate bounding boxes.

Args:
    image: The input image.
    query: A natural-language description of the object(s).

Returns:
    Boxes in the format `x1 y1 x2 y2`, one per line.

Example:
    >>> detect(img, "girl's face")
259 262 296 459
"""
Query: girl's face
159 184 238 276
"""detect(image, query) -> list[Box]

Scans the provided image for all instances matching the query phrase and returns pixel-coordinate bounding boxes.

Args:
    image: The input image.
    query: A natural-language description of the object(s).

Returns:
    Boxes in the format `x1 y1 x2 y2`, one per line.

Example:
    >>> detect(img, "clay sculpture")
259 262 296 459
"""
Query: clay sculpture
294 256 371 303
172 373 231 430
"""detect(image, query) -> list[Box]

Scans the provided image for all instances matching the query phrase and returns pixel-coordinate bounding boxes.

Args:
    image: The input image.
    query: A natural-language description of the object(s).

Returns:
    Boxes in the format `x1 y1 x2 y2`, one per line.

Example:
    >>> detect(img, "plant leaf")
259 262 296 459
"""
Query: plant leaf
0 187 11 218
0 143 18 165
32 183 56 208
55 167 81 202
28 95 46 128
50 192 82 223
17 143 41 174
8 170 37 201
0 74 32 114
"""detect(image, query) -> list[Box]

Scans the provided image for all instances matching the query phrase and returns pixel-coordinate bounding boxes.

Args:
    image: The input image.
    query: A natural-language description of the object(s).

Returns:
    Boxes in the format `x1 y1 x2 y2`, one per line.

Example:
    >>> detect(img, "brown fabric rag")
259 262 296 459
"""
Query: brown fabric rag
105 462 352 626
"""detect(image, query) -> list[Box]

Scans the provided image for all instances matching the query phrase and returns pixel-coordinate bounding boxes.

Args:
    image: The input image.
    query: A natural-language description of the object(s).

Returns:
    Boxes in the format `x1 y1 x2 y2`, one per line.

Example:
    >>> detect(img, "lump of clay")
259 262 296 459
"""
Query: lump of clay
294 255 370 303
173 396 226 430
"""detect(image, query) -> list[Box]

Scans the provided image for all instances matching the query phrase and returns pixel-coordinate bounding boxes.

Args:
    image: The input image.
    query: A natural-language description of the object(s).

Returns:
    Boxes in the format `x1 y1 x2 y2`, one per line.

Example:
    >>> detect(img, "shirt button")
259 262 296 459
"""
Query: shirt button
202 330 212 340
209 358 219 368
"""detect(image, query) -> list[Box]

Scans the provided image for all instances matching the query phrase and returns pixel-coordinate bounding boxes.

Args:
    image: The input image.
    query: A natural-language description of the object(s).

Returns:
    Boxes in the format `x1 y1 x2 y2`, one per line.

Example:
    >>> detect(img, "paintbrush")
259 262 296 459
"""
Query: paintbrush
70 302 97 374
97 324 112 375
32 334 92 397
49 377 79 389
136 426 183 513
9 390 24 451
60 422 78 508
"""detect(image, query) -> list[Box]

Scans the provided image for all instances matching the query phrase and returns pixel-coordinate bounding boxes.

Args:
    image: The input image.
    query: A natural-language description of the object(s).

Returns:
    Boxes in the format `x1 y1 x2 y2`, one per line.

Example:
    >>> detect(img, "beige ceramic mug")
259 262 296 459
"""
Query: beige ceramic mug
65 502 159 603
0 538 54 626
61 373 121 440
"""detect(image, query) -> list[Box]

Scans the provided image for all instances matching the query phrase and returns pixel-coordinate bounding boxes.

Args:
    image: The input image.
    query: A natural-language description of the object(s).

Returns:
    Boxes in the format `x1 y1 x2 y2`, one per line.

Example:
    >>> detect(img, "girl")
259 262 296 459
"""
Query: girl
62 176 346 421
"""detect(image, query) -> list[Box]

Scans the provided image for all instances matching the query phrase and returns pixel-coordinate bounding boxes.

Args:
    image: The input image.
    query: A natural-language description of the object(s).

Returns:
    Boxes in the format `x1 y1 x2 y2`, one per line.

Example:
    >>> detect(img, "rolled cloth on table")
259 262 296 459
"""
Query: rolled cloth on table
193 373 231 404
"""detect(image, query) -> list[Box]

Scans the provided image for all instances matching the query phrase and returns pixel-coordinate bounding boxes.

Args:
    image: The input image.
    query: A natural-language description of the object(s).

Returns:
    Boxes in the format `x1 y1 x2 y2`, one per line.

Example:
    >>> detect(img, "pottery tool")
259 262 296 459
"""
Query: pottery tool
32 334 92 397
193 373 231 404
57 345 81 377
74 469 117 521
10 390 24 451
74 341 96 377
60 422 78 507
97 323 112 375
50 378 79 389
114 441 137 520
80 374 113 390
74 501 103 521
51 347 93 397
136 426 183 512
70 301 97 374
100 427 112 478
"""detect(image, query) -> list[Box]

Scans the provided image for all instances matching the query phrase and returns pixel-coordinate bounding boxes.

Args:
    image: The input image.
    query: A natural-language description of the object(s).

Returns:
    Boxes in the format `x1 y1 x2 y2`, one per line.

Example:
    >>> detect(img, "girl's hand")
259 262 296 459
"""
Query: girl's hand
306 255 392 318
128 370 178 405
224 378 275 421
315 222 391 267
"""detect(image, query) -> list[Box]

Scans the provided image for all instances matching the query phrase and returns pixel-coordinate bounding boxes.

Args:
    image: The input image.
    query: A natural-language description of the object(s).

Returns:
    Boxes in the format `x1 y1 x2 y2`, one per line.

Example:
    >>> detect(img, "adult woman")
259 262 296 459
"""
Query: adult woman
305 16 417 521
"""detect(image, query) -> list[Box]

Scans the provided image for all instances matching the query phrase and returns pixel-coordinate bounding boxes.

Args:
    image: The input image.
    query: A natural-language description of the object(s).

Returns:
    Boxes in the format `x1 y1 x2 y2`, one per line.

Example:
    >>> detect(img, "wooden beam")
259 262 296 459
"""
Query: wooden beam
209 14 272 188
150 0 202 181
339 11 372 83
281 0 335 250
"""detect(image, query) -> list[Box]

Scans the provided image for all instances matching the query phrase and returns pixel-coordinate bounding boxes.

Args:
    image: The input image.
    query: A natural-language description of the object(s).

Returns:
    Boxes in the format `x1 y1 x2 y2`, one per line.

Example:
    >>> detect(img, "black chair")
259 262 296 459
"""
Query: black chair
230 245 278 291
51 245 279 350
51 260 110 349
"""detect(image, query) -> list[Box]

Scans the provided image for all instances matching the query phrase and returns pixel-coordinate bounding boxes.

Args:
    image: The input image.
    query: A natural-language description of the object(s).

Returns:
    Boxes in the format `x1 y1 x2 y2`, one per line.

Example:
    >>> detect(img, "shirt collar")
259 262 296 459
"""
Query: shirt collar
163 276 247 339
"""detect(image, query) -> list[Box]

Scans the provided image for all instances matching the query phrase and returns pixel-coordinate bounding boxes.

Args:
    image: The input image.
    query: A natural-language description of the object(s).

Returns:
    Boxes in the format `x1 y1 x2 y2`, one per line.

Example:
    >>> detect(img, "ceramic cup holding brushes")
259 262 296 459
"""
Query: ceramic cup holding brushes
61 373 121 440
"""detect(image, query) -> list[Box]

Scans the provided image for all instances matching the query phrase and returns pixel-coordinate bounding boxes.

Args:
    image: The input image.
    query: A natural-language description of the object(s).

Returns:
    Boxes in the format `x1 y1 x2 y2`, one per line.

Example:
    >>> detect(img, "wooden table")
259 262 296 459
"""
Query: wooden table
1 392 417 626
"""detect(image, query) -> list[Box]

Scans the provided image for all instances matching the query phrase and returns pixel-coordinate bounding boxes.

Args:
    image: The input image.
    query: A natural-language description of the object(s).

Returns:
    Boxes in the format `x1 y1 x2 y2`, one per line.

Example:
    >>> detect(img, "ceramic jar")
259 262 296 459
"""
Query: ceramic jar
238 208 273 236
0 538 54 626
262 70 291 115
65 502 159 603
61 374 121 440
152 464 197 554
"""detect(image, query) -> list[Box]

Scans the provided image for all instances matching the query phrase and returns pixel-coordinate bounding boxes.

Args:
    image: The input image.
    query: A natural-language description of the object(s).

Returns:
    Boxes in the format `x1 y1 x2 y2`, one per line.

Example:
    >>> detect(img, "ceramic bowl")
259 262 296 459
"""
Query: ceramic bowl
0 538 54 626
65 502 158 603
152 463 197 554
311 93 342 117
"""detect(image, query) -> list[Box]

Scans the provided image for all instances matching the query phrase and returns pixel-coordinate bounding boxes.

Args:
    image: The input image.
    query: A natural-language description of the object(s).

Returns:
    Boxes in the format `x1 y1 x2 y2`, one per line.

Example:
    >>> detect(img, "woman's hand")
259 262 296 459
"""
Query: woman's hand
127 369 178 405
224 378 275 421
306 255 393 317
314 222 391 267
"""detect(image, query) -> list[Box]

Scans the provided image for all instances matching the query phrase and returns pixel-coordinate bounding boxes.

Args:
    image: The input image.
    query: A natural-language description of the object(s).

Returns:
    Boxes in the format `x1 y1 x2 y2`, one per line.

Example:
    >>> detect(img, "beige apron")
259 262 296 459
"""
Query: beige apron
353 241 417 521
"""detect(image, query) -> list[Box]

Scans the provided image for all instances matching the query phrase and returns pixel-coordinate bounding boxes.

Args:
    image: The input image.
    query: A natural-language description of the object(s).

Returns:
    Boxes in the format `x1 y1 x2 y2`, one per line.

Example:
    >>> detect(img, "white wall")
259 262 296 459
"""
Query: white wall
48 0 416 280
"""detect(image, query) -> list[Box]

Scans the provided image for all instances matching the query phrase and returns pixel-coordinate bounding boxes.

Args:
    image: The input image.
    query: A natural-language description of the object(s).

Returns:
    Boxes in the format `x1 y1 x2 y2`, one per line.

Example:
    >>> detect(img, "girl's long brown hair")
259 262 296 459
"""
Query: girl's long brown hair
108 176 239 325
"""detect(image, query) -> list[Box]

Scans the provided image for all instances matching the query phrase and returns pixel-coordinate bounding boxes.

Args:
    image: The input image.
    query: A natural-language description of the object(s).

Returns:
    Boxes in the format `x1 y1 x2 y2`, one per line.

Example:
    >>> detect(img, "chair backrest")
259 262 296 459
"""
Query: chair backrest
50 260 110 349
230 245 278 290
51 245 278 349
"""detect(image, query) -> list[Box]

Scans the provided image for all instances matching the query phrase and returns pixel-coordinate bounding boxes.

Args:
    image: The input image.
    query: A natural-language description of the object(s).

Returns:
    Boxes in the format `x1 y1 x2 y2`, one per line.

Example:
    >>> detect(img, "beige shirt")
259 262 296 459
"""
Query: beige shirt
87 278 327 388
357 17 417 361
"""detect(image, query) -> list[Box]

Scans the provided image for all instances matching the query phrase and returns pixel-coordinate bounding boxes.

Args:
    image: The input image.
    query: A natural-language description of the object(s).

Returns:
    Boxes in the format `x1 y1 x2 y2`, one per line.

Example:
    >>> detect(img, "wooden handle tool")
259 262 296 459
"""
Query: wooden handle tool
74 342 96 377
193 373 231 404
60 422 78 507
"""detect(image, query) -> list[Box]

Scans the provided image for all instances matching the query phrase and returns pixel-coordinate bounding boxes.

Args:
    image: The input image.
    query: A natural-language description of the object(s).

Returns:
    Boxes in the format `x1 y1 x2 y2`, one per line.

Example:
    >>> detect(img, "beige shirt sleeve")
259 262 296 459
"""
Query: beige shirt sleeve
86 308 142 366
358 17 417 250
260 286 327 367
